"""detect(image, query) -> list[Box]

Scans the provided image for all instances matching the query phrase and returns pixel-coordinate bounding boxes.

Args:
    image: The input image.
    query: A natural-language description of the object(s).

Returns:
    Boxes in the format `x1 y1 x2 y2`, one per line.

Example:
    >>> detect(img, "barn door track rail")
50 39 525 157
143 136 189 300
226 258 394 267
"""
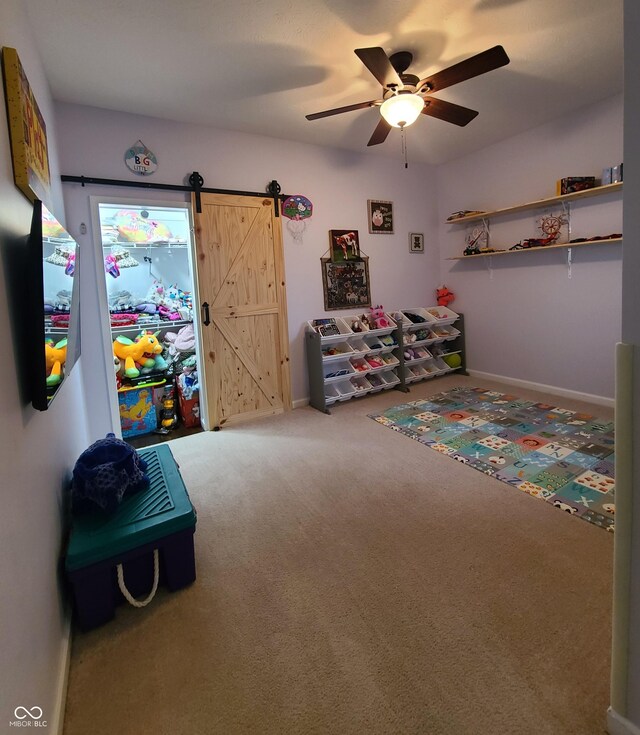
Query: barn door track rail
61 171 288 216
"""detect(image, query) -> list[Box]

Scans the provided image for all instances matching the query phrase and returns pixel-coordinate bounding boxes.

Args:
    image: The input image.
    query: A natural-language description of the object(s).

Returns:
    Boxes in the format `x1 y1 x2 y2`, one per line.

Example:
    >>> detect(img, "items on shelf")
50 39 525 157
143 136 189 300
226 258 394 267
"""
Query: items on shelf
447 210 487 221
556 176 595 195
306 309 465 413
370 305 390 329
569 233 622 243
113 330 167 379
448 180 623 260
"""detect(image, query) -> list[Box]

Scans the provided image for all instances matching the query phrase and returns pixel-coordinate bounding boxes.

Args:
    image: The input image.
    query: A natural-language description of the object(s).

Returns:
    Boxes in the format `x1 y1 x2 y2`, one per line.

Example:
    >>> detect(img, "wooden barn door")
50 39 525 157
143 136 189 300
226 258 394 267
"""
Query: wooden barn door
193 193 291 428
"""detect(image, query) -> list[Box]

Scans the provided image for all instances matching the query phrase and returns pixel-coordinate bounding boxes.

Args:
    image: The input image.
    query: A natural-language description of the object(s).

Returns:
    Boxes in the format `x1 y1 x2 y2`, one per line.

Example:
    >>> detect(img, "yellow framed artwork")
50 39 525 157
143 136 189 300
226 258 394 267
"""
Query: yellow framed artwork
1 47 51 203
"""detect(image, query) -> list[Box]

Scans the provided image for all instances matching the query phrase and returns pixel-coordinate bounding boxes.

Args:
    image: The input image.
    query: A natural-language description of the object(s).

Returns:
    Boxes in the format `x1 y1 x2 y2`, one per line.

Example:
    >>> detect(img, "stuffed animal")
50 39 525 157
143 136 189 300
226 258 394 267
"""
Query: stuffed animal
404 348 417 361
436 285 455 307
113 330 166 378
351 319 363 333
45 338 67 387
145 279 166 305
360 314 374 331
370 305 390 329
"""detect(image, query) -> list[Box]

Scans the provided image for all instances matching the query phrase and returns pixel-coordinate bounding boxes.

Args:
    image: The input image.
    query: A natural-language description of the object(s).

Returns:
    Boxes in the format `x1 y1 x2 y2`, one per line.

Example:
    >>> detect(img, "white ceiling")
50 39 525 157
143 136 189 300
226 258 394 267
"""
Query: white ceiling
24 0 623 165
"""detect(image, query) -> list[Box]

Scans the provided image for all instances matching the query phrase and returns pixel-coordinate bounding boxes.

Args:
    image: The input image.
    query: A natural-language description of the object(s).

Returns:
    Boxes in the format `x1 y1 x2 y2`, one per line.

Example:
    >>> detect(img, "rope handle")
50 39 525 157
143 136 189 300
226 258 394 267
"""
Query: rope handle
116 549 159 608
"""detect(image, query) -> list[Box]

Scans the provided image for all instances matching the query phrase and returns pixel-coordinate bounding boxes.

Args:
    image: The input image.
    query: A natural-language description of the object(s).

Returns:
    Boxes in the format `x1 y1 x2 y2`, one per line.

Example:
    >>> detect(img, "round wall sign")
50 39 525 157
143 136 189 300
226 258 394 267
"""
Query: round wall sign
124 140 158 176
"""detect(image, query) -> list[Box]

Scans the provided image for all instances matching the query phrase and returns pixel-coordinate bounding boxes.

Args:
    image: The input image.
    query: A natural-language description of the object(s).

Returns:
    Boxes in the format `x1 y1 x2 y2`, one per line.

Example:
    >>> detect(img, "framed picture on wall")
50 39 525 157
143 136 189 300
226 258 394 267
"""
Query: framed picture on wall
367 199 394 234
329 229 361 263
409 233 424 253
321 257 371 311
1 47 51 203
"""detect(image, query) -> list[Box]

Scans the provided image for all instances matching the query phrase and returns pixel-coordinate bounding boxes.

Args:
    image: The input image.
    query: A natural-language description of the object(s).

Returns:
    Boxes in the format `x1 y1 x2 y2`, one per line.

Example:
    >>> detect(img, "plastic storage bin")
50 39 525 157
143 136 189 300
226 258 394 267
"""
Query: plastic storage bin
65 444 197 630
117 380 165 437
177 382 200 428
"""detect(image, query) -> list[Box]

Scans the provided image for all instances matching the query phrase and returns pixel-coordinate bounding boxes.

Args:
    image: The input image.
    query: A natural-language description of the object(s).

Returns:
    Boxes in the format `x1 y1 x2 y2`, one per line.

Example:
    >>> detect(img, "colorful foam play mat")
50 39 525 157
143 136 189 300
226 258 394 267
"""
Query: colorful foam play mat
369 387 615 532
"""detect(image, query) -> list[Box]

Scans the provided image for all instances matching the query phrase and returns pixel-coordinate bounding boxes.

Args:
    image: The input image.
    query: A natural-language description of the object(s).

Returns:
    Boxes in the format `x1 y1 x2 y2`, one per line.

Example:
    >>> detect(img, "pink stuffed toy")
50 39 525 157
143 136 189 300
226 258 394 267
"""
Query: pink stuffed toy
370 305 390 329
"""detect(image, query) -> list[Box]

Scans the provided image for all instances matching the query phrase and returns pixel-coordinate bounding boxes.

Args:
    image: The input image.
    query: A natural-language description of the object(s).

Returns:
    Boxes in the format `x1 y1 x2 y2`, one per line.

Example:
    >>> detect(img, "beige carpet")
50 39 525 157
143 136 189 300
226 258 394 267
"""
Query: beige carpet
63 376 613 735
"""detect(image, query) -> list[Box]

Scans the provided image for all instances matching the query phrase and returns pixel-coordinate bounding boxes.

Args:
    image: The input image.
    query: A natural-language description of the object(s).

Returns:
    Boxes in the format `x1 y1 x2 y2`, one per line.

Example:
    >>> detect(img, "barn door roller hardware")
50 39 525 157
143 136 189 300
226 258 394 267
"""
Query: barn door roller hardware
61 172 288 215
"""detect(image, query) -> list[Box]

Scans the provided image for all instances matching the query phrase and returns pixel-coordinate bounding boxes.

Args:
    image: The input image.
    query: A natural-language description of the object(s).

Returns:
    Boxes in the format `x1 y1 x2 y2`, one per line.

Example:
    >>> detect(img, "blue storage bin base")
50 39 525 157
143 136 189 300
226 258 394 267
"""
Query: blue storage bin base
67 527 196 631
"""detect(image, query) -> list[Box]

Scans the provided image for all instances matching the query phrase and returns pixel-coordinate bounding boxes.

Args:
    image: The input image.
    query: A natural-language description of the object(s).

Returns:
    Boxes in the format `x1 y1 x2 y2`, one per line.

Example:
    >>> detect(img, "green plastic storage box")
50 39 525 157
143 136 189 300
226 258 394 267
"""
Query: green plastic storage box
66 444 197 630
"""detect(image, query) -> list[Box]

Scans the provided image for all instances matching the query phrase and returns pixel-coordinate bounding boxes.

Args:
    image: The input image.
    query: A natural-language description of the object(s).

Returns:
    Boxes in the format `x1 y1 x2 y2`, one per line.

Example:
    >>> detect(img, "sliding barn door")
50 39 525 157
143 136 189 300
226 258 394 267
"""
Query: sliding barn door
193 193 291 428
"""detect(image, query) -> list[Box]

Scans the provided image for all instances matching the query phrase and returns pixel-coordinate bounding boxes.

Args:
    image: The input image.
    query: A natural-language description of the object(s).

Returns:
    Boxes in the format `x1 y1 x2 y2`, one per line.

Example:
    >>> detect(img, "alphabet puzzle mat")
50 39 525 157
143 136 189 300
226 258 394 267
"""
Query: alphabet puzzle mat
369 387 615 532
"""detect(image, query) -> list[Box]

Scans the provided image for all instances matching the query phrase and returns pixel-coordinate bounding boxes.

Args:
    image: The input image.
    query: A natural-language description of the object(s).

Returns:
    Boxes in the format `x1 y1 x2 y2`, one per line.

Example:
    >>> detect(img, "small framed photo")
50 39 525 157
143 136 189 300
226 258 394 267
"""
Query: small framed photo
367 199 394 234
321 257 371 311
329 229 361 263
409 232 424 253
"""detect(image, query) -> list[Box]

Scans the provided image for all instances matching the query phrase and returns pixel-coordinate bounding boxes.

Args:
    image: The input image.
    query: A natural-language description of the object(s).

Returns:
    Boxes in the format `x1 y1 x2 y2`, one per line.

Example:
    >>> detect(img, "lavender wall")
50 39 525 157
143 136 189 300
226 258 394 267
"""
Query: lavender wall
0 2 89 729
55 103 440 434
437 94 623 401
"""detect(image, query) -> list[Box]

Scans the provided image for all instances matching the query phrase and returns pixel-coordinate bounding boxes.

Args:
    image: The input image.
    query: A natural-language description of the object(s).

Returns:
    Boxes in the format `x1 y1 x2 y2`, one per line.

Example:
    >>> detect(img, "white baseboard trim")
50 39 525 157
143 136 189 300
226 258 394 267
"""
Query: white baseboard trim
51 615 72 735
466 370 614 409
607 708 640 735
293 397 309 409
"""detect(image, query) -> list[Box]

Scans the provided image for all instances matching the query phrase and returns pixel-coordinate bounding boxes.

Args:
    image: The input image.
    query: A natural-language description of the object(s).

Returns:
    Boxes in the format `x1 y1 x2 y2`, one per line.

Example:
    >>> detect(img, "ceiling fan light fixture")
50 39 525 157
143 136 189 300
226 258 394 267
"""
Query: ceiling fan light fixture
379 93 424 128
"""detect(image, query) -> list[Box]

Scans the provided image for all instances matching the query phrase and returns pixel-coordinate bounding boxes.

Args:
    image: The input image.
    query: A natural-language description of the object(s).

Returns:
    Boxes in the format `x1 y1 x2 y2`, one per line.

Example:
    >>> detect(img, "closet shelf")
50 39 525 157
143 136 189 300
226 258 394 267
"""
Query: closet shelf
102 240 189 249
110 317 193 334
445 182 623 224
447 237 622 260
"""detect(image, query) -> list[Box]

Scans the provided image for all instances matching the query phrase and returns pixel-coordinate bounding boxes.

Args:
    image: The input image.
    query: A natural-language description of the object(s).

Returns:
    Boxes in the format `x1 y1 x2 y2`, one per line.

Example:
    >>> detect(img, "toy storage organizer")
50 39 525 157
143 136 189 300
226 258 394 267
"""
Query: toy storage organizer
96 201 203 439
306 309 466 413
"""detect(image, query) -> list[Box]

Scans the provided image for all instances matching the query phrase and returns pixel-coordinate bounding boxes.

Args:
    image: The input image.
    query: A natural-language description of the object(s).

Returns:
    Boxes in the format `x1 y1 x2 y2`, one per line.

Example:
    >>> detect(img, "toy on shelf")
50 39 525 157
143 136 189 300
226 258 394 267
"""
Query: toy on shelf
443 353 462 369
351 319 365 333
360 314 374 331
402 332 417 345
404 312 427 324
366 355 384 368
404 348 418 361
370 305 390 329
509 212 568 251
436 286 455 307
45 337 67 387
113 330 167 378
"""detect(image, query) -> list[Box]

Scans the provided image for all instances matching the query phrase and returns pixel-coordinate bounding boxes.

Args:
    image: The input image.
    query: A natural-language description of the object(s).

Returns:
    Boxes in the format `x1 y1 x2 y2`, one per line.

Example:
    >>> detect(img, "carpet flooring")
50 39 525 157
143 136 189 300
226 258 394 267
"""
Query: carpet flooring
63 375 614 735
370 386 616 532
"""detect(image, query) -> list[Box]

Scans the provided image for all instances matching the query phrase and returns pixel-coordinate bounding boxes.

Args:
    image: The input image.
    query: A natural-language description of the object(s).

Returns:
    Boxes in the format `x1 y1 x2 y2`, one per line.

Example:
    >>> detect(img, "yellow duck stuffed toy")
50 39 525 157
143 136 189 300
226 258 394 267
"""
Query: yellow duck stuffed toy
113 331 165 378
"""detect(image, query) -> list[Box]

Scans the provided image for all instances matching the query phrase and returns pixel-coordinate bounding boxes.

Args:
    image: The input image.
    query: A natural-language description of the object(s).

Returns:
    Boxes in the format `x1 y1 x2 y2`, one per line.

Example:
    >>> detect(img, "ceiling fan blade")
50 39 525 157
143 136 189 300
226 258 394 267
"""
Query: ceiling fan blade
422 98 479 127
367 118 392 146
355 47 403 89
418 45 510 94
306 100 379 120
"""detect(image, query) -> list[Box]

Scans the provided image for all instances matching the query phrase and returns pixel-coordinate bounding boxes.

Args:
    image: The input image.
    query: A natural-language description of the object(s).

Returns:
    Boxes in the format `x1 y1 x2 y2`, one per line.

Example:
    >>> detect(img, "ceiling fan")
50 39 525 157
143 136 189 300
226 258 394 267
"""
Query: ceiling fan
306 45 510 146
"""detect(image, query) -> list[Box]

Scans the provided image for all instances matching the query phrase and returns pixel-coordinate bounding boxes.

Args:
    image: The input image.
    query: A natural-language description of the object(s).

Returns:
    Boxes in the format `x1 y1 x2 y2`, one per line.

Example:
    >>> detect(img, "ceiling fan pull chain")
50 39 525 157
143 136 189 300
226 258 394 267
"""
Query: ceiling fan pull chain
401 125 409 168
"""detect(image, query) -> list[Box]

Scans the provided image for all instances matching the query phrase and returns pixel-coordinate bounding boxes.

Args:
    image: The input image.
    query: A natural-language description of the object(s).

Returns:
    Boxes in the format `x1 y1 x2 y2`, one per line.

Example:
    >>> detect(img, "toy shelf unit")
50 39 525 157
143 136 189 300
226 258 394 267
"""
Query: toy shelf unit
390 308 466 386
306 314 404 413
95 200 203 439
446 182 623 260
305 309 466 414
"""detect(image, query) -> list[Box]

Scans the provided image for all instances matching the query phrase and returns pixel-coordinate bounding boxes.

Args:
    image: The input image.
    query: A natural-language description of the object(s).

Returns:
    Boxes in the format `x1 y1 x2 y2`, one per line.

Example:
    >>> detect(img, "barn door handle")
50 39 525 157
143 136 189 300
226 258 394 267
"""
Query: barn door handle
202 301 210 326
